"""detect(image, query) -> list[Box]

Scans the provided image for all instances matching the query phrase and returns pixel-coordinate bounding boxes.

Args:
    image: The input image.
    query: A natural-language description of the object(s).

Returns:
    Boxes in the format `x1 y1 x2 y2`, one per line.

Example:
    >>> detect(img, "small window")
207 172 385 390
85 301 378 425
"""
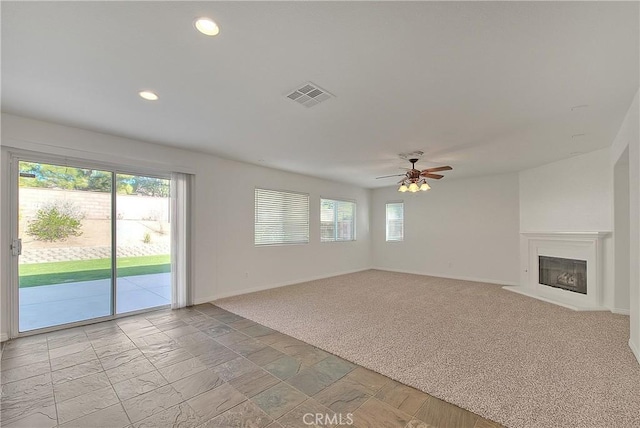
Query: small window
255 188 309 245
386 202 404 242
321 199 356 242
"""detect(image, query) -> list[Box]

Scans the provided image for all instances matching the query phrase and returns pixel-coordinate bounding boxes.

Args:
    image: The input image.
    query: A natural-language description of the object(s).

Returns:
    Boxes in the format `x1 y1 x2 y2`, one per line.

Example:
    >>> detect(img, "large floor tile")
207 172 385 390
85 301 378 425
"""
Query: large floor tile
375 380 430 416
314 355 356 381
98 348 145 371
0 352 48 372
210 356 262 382
157 357 207 383
246 346 286 366
56 385 119 425
0 408 57 428
195 345 239 368
53 372 111 402
112 370 168 401
226 338 268 356
1 341 48 360
1 373 52 400
187 383 246 422
286 366 336 396
229 368 280 398
414 396 478 428
200 400 273 428
106 355 156 384
263 355 302 380
58 403 130 428
47 331 89 351
1 360 51 384
51 360 103 385
132 402 199 428
241 325 276 338
50 348 98 372
343 367 390 394
314 377 372 414
146 347 193 368
214 331 252 346
251 382 307 420
121 384 183 423
1 386 55 424
277 398 338 428
171 369 224 401
351 397 413 428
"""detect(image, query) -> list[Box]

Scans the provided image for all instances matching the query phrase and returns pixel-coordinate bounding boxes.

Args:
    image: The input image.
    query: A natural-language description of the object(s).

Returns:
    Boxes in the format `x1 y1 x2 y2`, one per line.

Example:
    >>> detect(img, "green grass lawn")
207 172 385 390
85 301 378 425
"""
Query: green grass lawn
19 254 171 288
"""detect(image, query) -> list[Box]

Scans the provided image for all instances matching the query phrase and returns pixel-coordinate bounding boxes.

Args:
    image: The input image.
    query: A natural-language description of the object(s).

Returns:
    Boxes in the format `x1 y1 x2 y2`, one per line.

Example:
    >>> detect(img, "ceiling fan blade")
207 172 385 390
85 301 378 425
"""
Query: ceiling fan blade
421 173 444 179
423 166 453 173
375 174 406 179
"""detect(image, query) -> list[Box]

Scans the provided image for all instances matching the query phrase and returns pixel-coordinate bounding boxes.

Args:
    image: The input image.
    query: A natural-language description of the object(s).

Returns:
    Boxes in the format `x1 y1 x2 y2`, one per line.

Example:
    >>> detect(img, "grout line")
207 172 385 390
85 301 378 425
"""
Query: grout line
46 331 60 427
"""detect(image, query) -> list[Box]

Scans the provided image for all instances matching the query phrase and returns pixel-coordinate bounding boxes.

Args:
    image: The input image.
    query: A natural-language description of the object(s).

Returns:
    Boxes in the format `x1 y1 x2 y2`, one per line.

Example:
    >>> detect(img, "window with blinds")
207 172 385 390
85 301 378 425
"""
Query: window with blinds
255 188 309 246
386 202 404 241
320 199 356 242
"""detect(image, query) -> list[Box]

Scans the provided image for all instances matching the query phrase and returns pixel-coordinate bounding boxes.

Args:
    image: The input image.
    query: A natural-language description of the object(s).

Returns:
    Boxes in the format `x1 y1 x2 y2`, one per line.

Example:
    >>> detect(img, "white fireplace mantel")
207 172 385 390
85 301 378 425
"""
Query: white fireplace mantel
520 231 611 239
504 231 611 311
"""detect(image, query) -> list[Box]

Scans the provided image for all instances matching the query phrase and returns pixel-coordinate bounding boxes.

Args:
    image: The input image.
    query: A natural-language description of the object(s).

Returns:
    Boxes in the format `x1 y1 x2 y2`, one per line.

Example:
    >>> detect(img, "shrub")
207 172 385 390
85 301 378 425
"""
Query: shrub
26 202 84 242
143 232 152 244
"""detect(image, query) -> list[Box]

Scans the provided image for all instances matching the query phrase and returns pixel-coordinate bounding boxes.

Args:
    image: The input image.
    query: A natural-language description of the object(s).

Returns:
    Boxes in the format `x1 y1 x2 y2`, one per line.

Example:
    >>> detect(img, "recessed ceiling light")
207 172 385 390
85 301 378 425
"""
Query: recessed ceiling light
138 91 158 101
194 17 220 36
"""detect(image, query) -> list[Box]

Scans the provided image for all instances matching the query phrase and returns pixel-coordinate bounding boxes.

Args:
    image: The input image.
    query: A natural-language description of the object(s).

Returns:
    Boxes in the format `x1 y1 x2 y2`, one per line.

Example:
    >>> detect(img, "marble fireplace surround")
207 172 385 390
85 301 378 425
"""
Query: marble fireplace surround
504 232 611 311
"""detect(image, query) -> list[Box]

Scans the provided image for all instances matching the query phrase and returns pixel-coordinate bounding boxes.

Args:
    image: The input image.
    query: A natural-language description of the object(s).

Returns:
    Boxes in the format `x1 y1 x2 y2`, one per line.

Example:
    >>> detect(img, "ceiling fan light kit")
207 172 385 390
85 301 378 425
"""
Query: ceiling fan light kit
377 155 452 193
399 179 431 193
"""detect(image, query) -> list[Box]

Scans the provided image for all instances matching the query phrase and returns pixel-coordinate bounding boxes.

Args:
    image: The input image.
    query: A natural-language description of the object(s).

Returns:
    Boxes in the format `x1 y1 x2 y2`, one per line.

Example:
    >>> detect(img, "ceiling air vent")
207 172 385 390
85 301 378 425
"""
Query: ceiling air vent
286 82 334 108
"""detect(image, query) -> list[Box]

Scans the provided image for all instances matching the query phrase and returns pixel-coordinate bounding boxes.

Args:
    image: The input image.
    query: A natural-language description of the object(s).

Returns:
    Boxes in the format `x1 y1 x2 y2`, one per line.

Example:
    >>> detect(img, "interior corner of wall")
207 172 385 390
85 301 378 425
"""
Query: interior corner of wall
629 338 640 365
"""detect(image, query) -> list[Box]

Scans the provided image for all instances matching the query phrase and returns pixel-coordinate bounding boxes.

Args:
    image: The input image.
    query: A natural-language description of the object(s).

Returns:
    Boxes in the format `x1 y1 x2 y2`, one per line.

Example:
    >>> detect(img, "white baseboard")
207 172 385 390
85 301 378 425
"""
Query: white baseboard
193 267 373 304
611 308 631 315
630 339 640 365
372 267 519 287
0 333 9 342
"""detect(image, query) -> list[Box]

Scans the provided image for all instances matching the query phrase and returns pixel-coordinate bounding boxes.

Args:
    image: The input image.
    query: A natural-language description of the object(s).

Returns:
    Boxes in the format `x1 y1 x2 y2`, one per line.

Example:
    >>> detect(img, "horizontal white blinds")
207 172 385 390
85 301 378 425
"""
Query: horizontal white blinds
386 202 404 241
255 188 309 245
321 199 356 242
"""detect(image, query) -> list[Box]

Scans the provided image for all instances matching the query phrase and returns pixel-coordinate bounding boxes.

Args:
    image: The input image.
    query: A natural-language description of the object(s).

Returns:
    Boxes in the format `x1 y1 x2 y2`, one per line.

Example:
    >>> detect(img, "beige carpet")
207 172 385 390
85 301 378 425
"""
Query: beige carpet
215 270 640 428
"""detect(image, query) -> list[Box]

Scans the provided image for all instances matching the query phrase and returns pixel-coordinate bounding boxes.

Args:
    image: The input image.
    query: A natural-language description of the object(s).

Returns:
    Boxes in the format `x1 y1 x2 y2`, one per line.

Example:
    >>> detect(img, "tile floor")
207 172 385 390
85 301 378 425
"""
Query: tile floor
1 304 502 428
19 273 171 331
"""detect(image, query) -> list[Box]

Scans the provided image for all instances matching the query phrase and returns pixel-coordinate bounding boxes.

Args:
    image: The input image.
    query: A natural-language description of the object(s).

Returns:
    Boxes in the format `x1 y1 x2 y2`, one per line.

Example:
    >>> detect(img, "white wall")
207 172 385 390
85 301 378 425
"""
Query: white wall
371 173 520 285
518 149 616 309
0 114 372 339
519 149 613 232
611 90 640 364
614 150 631 314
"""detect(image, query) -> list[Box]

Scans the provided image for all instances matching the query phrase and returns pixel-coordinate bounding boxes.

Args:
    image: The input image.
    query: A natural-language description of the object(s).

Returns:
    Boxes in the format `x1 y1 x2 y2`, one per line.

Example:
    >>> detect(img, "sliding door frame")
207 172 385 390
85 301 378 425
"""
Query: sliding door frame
8 150 172 338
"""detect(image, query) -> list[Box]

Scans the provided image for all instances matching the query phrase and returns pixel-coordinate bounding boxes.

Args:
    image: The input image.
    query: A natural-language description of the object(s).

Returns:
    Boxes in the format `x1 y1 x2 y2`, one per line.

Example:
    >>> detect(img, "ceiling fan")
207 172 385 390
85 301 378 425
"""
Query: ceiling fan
376 155 453 193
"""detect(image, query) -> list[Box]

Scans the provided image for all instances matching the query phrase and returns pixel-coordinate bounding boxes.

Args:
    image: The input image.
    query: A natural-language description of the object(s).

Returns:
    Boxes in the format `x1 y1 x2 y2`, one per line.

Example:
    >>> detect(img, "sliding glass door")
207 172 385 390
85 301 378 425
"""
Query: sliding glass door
16 159 172 333
115 174 171 314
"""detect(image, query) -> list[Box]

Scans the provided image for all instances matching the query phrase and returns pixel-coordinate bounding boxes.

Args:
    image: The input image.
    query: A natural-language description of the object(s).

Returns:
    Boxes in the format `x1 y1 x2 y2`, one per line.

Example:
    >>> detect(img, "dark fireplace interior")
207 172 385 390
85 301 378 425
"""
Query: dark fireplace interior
538 256 587 294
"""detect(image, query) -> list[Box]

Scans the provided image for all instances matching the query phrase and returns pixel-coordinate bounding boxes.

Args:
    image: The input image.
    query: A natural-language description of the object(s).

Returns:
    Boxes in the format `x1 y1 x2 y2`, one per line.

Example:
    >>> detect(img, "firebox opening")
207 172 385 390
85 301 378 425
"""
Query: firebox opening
539 256 587 294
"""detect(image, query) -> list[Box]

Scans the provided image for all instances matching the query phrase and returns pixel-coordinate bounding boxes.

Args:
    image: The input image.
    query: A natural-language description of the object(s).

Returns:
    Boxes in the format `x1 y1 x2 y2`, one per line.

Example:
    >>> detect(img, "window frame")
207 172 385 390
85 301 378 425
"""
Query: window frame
320 197 357 243
385 201 404 242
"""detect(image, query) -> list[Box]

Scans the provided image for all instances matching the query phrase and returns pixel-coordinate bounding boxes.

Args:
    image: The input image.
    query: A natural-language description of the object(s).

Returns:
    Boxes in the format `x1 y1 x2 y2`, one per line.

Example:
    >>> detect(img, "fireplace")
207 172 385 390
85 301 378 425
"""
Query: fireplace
539 256 587 294
504 232 608 311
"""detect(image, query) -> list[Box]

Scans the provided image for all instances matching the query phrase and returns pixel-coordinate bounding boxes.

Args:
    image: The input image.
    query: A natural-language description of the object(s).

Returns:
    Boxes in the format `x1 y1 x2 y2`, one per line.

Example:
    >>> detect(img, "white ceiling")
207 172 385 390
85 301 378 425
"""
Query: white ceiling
2 1 638 188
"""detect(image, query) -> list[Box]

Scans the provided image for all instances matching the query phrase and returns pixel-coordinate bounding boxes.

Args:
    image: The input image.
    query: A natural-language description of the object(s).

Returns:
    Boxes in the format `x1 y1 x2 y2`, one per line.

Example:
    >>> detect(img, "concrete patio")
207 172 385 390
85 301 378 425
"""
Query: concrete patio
19 273 170 331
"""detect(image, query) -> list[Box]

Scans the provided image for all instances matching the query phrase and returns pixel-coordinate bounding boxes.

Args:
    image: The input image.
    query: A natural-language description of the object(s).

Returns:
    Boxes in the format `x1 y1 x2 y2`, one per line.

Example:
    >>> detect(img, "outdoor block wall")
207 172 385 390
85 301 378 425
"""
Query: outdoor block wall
19 188 170 221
